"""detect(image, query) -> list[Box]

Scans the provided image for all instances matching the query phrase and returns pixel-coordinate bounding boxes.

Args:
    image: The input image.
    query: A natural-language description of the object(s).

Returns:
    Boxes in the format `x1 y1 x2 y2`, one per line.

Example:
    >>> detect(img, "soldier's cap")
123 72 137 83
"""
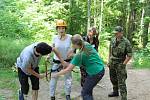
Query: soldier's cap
113 26 123 33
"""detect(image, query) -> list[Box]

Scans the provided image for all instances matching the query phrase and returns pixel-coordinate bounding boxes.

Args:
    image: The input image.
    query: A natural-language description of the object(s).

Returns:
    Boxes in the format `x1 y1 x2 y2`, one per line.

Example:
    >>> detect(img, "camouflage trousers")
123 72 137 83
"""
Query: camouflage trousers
109 60 127 100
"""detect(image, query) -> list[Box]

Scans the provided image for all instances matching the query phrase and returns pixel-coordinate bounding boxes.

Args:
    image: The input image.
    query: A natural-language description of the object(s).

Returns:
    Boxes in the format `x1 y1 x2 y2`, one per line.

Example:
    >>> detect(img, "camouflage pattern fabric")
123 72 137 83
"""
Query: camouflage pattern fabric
109 36 132 100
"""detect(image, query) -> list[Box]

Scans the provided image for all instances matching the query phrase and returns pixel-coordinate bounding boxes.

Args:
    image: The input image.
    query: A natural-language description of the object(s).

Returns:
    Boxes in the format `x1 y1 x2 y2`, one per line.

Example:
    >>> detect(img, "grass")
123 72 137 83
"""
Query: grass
133 50 150 69
0 68 19 100
72 68 81 82
133 57 150 69
0 38 32 68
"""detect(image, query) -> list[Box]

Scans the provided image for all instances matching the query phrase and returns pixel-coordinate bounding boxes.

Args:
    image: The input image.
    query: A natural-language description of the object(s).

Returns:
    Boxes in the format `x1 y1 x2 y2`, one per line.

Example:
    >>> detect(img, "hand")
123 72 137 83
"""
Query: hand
123 62 127 65
67 52 74 59
51 73 57 78
46 56 50 61
106 63 110 68
39 74 45 79
62 61 69 69
122 63 126 66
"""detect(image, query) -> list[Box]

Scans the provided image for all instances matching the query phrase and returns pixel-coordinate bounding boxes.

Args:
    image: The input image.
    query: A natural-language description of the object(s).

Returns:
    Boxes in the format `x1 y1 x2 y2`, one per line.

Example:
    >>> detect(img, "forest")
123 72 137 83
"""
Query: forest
0 0 150 99
1 0 150 68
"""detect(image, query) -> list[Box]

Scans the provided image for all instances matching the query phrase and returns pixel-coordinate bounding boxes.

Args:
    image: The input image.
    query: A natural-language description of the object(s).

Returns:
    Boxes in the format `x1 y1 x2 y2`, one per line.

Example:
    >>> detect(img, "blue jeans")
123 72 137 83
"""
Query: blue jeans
81 69 105 100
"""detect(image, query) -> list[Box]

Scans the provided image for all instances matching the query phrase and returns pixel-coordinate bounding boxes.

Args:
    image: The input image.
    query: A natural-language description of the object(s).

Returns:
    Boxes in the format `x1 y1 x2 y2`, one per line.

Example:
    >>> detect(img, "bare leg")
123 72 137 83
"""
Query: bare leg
32 90 38 100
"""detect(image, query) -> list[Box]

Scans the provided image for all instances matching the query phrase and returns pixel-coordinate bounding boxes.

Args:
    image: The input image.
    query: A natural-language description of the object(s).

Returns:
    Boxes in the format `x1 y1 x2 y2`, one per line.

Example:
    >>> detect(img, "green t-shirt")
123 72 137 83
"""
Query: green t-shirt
71 42 104 75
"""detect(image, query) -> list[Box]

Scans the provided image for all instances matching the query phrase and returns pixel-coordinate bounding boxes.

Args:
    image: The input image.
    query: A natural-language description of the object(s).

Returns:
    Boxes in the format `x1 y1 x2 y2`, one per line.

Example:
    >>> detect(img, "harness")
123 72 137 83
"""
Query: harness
51 59 71 72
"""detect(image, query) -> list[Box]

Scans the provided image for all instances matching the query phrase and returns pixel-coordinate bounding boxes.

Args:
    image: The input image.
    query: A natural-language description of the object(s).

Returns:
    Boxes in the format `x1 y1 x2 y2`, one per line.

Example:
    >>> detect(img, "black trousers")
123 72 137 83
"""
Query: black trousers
18 67 39 95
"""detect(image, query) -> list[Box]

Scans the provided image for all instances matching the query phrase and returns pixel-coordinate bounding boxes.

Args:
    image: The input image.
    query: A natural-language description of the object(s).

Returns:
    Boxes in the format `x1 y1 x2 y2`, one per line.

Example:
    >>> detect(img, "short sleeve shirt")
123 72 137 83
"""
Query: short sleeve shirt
71 42 104 75
16 43 42 75
53 34 72 60
110 37 132 59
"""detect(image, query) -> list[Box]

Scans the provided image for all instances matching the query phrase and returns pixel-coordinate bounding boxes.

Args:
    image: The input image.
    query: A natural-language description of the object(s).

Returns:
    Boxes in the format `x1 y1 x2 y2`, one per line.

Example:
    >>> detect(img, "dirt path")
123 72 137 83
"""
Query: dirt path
1 65 150 100
30 64 150 100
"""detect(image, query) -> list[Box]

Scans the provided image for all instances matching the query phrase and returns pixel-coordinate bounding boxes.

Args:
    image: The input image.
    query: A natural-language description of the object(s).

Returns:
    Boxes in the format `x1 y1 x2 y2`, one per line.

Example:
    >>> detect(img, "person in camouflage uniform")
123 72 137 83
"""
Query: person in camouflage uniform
108 26 132 100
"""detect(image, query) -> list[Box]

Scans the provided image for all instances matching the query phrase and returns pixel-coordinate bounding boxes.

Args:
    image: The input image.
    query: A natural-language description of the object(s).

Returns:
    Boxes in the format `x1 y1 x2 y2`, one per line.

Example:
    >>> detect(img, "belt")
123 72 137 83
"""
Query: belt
51 65 63 72
110 56 125 61
53 59 71 64
51 59 71 72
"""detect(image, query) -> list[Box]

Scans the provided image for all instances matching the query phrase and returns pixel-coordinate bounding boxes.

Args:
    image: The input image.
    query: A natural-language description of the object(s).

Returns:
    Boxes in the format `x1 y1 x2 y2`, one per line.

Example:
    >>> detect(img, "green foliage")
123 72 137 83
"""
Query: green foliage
133 43 150 68
0 0 149 69
0 68 18 99
144 16 150 23
68 0 87 34
99 31 111 63
0 11 30 39
0 0 30 39
0 69 18 89
0 39 32 68
39 54 54 73
72 69 81 82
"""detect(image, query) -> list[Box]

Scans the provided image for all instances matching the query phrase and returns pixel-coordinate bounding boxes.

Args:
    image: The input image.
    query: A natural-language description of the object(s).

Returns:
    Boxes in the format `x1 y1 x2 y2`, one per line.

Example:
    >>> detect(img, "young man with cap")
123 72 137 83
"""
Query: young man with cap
16 42 64 100
108 26 132 100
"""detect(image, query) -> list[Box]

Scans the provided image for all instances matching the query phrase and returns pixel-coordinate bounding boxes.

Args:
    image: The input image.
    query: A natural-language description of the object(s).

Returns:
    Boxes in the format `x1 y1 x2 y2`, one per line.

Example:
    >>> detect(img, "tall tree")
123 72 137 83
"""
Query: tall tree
127 0 138 44
99 0 104 33
87 0 91 33
119 0 128 36
140 3 145 45
142 0 150 47
94 0 97 26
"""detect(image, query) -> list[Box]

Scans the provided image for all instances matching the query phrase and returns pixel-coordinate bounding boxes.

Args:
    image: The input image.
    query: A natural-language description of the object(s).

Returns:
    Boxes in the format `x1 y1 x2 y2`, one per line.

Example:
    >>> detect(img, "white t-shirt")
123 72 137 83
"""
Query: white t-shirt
53 34 72 60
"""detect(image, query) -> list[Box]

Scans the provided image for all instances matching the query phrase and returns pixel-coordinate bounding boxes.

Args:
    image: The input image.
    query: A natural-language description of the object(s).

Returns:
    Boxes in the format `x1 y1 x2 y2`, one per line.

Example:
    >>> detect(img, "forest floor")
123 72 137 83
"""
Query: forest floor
1 61 150 100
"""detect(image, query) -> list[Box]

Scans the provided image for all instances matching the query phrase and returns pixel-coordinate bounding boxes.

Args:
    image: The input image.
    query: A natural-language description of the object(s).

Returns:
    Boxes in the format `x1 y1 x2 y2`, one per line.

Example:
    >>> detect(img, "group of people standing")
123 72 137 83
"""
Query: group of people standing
16 19 132 100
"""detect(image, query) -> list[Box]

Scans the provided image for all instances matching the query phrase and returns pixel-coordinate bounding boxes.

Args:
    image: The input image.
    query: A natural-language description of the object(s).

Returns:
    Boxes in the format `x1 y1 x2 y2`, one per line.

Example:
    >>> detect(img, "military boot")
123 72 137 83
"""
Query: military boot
108 91 119 97
66 95 71 100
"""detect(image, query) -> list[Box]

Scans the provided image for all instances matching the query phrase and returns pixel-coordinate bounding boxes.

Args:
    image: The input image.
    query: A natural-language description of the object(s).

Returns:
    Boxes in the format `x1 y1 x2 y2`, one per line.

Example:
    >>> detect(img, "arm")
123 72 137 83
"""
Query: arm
67 48 75 59
22 56 45 79
53 53 80 76
46 54 51 61
123 56 132 65
52 47 64 64
26 66 44 79
123 40 132 65
52 64 75 77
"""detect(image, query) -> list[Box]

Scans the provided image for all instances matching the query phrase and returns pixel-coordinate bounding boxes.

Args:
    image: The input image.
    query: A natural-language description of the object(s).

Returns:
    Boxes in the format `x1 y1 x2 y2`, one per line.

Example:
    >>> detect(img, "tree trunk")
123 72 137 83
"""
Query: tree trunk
142 0 150 47
99 0 103 33
87 0 91 33
118 0 128 36
68 0 73 34
127 0 137 45
140 7 145 46
94 0 96 26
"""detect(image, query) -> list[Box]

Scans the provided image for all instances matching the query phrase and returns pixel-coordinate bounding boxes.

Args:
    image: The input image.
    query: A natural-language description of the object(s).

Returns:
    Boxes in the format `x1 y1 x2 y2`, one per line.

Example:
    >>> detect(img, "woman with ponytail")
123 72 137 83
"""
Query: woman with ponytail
51 34 105 100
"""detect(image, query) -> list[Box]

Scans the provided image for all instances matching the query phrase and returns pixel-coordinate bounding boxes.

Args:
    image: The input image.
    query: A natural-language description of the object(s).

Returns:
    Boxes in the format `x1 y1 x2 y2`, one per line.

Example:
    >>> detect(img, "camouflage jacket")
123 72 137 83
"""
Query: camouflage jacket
110 36 132 60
